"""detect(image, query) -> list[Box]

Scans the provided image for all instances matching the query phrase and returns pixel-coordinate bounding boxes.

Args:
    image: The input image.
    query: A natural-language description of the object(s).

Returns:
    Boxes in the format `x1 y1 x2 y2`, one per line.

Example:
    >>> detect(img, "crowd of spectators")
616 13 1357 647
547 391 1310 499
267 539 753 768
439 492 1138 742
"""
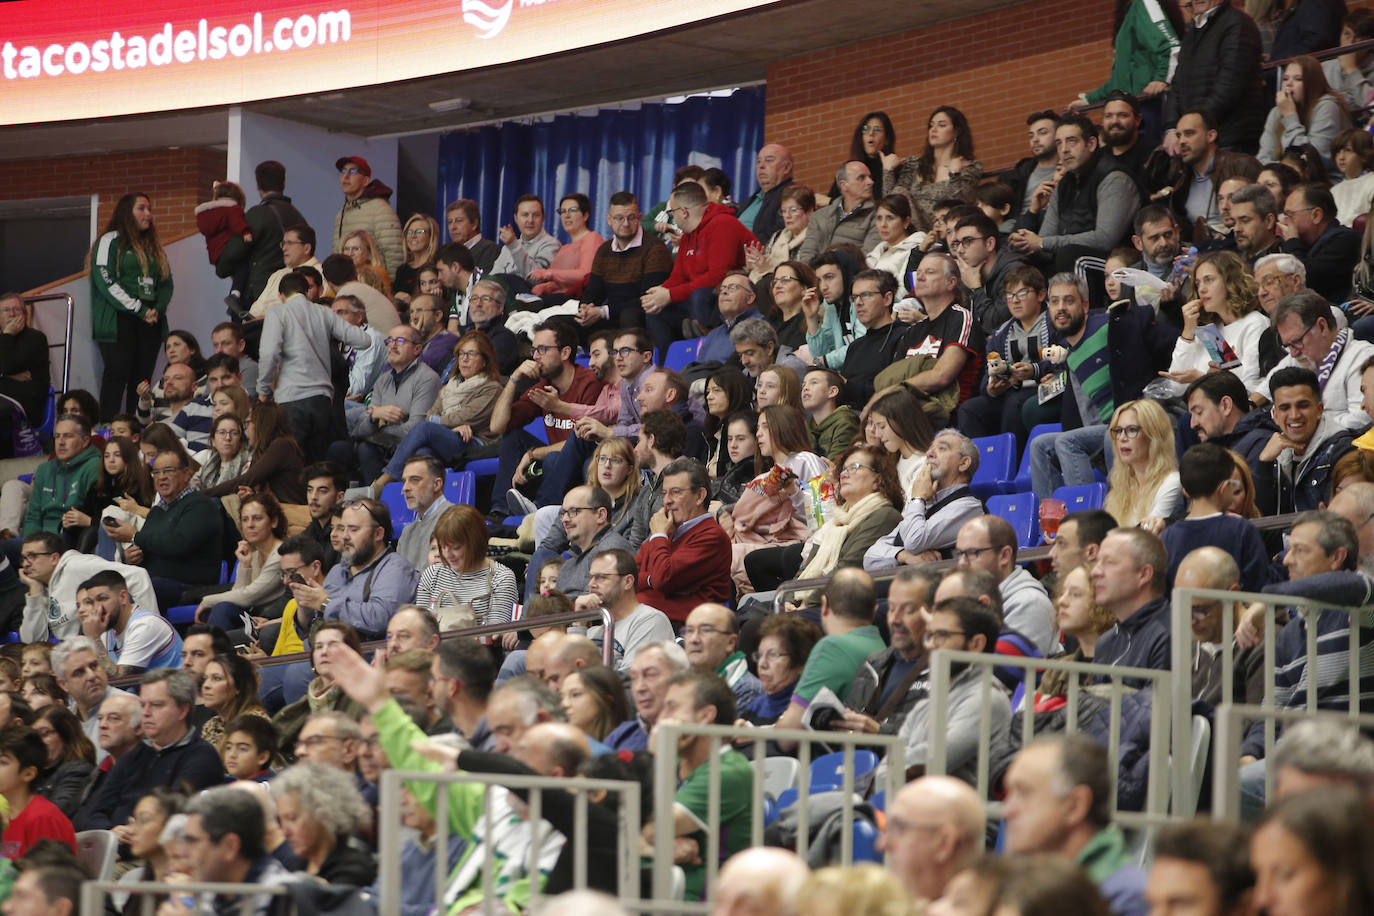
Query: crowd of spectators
1 0 1374 912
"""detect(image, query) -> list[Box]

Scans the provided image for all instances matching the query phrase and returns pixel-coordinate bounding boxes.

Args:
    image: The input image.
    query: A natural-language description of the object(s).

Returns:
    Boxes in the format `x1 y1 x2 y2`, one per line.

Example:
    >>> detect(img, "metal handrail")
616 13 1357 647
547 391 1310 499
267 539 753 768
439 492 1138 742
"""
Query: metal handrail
108 607 614 688
80 879 290 916
22 291 74 393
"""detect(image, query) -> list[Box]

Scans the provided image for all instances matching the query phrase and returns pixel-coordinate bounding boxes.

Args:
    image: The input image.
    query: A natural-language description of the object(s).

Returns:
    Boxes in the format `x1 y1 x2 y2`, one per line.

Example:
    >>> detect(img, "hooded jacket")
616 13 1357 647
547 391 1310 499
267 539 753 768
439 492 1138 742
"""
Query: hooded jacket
333 179 404 274
1000 566 1058 654
23 445 100 536
662 203 759 304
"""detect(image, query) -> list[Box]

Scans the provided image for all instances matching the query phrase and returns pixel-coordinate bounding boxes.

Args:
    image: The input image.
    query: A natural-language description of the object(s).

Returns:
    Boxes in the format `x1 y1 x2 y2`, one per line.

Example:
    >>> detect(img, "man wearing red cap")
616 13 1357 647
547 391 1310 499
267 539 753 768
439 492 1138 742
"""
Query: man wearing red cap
332 155 404 275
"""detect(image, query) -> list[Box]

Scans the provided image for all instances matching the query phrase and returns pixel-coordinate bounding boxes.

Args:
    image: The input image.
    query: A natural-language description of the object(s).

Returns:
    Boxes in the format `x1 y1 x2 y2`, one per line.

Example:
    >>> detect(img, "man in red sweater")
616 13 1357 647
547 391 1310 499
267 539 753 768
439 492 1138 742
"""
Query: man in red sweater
635 457 731 624
0 725 75 858
641 181 758 362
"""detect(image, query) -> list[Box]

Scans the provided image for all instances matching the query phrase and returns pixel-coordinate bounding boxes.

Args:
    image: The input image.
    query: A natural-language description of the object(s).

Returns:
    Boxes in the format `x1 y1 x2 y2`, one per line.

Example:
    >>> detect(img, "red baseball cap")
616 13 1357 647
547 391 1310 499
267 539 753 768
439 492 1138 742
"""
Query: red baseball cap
335 156 371 176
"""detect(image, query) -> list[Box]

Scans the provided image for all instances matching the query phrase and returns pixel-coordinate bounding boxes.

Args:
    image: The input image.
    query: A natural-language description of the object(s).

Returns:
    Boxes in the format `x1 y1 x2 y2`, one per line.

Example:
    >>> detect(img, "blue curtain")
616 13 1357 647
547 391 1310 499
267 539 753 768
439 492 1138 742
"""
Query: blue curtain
435 87 765 244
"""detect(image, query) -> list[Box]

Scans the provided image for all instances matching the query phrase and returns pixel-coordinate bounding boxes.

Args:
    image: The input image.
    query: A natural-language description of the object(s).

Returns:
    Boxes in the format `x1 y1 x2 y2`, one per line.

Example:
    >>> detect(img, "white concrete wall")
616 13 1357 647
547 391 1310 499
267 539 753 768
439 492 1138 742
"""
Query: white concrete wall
229 108 399 258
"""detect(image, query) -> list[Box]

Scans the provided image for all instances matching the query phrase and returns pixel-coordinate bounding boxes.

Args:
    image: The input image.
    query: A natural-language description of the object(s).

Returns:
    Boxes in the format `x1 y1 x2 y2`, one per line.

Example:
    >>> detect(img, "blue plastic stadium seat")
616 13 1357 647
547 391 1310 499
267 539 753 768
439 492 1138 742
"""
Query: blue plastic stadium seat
380 481 416 534
1053 482 1106 512
810 750 878 793
870 789 885 812
1012 423 1061 494
466 458 499 477
970 433 1016 500
17 473 33 485
445 470 476 507
852 819 883 863
664 338 702 372
167 605 198 625
37 388 56 439
986 492 1041 549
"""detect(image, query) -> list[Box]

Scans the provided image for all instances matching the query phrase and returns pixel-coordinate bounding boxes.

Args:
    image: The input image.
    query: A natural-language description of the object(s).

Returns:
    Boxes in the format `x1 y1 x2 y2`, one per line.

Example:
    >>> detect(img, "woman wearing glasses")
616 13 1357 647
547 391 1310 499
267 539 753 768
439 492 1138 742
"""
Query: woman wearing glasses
746 184 816 287
1103 399 1182 534
1161 250 1268 395
736 614 822 725
866 193 924 282
195 416 249 493
729 405 828 594
339 229 391 292
393 213 439 301
530 193 605 308
767 260 819 351
369 331 503 496
200 401 307 506
745 443 903 594
829 112 897 199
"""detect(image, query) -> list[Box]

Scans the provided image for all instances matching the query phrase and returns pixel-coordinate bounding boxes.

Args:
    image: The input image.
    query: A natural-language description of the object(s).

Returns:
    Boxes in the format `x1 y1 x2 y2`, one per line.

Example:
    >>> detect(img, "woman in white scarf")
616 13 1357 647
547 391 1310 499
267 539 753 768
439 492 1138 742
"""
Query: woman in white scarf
743 444 905 593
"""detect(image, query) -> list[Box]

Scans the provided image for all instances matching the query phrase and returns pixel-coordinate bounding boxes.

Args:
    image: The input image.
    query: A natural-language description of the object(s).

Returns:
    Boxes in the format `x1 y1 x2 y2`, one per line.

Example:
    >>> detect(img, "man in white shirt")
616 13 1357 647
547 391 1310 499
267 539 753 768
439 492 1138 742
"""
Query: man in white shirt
18 533 156 643
579 548 673 673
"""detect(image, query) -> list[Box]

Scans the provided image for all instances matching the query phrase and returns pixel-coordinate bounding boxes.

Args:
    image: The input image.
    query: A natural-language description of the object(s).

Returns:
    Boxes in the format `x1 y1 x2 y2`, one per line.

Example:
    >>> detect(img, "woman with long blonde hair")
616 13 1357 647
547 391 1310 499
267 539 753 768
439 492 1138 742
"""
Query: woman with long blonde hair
1163 249 1267 394
91 192 172 419
395 213 439 299
1103 399 1181 532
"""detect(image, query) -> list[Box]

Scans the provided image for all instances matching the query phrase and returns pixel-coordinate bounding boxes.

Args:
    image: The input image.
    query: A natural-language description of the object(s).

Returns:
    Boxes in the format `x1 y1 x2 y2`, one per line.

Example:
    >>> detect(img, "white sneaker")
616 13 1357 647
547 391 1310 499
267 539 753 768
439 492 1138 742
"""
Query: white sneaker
505 488 537 517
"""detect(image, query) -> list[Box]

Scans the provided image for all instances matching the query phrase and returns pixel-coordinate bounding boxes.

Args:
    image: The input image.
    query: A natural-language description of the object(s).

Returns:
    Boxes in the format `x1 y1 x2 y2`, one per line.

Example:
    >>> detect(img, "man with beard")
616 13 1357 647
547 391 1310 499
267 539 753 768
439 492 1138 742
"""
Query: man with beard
1100 91 1152 186
1007 111 1061 221
1168 110 1223 236
951 212 1025 334
1030 273 1177 496
297 497 419 641
1230 185 1282 266
1183 371 1276 512
834 566 937 736
301 462 345 570
455 277 520 376
1009 113 1140 272
407 293 458 375
577 191 673 335
1126 205 1186 321
489 319 605 505
1263 291 1374 430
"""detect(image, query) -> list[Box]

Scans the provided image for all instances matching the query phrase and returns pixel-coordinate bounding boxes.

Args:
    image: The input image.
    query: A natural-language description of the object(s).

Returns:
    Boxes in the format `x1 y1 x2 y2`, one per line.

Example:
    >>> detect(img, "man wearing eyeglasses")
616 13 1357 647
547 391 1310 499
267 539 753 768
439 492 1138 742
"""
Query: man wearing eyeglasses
696 269 761 366
953 515 1057 654
797 160 880 264
1261 291 1374 432
247 221 318 319
331 155 403 274
453 276 519 377
641 181 759 362
105 450 222 612
950 213 1025 335
578 192 673 336
680 603 762 712
329 324 440 485
580 548 673 674
838 269 906 409
1278 184 1360 304
551 486 633 600
635 458 731 623
17 530 156 644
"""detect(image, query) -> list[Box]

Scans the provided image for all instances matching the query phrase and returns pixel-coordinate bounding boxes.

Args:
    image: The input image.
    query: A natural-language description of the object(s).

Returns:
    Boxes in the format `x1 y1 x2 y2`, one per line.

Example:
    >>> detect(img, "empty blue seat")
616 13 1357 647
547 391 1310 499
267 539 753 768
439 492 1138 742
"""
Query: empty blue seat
167 605 198 625
664 337 702 372
17 473 32 485
852 819 882 863
970 433 1016 499
1012 423 1061 494
1053 482 1106 512
986 492 1041 549
38 388 56 439
466 457 499 477
380 481 415 534
445 470 476 507
810 750 878 793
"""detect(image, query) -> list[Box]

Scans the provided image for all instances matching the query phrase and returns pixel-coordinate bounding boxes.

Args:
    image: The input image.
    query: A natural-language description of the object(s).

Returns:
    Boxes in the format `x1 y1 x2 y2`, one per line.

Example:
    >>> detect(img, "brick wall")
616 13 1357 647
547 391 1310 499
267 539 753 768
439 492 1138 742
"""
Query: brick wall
766 0 1374 192
0 148 227 240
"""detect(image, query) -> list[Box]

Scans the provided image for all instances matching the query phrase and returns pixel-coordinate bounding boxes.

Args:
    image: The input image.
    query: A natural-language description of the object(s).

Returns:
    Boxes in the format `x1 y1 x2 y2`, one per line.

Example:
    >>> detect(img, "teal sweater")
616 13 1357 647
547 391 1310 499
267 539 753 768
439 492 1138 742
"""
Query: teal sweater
23 446 100 537
89 231 171 344
1086 0 1180 103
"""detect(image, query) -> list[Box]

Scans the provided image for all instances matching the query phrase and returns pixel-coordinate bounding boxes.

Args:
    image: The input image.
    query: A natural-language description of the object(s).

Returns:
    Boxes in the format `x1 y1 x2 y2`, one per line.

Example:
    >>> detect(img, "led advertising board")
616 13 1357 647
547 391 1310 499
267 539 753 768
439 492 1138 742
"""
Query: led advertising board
0 0 779 126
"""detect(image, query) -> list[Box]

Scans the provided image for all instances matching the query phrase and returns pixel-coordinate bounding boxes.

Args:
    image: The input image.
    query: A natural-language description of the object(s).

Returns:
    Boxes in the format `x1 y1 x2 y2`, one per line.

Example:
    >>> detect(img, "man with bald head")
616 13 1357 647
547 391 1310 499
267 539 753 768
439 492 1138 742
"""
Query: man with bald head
542 634 601 692
683 603 761 713
1328 481 1374 576
712 846 809 916
1175 547 1263 706
878 776 986 903
514 721 590 778
137 362 198 427
737 143 795 241
524 630 565 684
384 605 440 658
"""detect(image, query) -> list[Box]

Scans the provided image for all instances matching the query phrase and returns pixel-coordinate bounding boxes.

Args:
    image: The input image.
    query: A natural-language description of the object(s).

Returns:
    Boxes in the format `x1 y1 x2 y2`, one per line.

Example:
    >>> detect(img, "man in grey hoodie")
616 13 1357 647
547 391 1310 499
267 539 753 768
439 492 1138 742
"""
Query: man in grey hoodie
954 514 1057 653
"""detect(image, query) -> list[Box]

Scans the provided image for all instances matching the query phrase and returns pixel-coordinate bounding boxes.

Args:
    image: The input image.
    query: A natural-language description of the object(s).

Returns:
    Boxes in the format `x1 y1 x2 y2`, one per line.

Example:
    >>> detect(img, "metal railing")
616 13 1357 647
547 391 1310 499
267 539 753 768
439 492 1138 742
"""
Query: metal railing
647 722 904 912
80 879 291 916
23 291 74 394
110 607 614 688
927 649 1175 831
1171 585 1374 816
376 768 642 916
1211 704 1374 819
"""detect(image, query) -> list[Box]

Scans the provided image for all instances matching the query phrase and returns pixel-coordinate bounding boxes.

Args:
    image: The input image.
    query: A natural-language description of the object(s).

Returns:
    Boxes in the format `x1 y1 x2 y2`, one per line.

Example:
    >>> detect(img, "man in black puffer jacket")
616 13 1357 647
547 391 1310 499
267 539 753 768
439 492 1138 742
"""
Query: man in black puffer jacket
1162 0 1267 154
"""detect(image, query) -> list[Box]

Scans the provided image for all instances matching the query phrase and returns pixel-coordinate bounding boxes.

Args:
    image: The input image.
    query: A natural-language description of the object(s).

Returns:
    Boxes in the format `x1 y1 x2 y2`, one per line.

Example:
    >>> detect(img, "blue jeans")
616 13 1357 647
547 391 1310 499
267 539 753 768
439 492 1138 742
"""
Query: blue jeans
1030 425 1106 497
534 432 596 506
1239 757 1267 820
381 420 480 480
496 430 544 501
646 287 719 363
206 600 252 633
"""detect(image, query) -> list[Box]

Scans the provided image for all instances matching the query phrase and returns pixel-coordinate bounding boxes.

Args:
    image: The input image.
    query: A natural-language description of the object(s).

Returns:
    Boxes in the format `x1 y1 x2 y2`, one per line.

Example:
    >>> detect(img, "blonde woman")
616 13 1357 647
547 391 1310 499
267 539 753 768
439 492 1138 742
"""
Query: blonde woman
1162 250 1267 394
755 364 801 410
1103 399 1182 533
340 229 390 291
797 864 917 916
394 213 439 300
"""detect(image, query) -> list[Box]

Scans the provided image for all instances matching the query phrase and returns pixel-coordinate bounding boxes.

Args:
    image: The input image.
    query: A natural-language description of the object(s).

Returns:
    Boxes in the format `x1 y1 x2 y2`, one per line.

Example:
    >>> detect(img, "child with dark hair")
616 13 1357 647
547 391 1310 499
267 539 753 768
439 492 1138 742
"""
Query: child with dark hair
196 180 255 310
221 714 281 782
1160 442 1272 591
0 725 75 856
